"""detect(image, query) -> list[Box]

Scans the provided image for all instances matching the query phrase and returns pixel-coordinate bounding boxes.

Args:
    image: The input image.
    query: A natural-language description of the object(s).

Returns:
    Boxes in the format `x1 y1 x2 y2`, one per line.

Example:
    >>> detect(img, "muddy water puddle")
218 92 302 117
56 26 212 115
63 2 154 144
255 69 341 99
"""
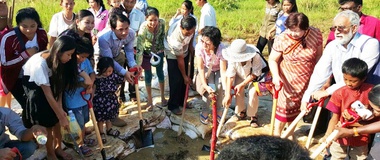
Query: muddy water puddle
125 128 212 160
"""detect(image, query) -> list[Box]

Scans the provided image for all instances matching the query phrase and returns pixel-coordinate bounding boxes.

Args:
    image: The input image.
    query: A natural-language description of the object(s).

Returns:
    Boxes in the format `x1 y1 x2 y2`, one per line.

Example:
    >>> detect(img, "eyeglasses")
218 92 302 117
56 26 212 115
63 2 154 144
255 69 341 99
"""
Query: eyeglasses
200 39 212 46
330 25 353 31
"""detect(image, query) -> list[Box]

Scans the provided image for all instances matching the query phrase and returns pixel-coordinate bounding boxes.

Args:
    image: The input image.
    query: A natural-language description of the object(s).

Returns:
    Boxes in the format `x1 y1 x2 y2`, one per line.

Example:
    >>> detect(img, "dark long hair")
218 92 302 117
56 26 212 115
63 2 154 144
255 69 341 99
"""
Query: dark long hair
182 0 194 15
68 10 94 41
46 36 79 98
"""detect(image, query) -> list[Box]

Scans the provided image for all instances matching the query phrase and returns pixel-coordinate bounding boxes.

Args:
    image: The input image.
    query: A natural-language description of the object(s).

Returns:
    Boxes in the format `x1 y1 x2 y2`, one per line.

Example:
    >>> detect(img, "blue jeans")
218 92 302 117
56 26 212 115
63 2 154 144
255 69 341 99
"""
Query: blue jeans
69 105 89 130
4 140 37 159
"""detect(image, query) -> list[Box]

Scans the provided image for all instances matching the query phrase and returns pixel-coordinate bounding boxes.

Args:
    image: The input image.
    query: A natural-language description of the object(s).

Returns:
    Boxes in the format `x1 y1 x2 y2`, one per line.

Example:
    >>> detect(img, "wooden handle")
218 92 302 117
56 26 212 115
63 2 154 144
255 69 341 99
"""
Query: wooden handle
89 108 104 149
216 105 229 138
305 106 322 149
281 110 306 138
269 99 278 135
310 130 338 159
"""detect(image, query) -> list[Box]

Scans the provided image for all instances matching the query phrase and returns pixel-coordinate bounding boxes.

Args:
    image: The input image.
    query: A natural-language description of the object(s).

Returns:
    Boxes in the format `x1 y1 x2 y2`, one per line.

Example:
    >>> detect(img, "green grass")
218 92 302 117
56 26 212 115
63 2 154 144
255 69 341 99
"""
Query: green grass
11 0 380 46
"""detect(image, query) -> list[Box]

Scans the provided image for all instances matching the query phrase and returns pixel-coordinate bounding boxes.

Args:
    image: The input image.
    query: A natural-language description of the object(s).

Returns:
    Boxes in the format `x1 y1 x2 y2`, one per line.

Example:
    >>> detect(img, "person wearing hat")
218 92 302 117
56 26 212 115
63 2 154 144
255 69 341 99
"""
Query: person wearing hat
196 26 227 125
136 7 167 111
222 39 267 128
268 12 323 138
164 16 197 115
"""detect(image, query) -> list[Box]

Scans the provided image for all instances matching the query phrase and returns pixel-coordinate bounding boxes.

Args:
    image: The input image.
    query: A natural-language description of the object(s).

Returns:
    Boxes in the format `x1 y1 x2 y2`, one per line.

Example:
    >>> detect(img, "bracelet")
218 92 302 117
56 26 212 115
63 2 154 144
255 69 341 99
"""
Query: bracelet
353 127 360 137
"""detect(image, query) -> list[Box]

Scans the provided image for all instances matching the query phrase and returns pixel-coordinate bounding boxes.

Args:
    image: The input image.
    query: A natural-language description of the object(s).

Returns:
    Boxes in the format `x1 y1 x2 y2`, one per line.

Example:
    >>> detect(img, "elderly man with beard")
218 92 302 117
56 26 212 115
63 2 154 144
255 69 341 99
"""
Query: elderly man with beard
301 10 379 113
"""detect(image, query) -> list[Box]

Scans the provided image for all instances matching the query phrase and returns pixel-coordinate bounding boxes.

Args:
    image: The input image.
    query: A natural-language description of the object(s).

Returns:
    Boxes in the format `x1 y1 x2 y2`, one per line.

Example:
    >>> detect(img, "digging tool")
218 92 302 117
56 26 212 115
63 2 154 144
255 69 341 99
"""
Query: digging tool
281 97 326 139
310 109 361 159
269 82 283 136
177 53 193 136
81 91 108 160
305 97 327 148
129 67 154 149
216 86 236 138
7 0 15 27
69 132 85 159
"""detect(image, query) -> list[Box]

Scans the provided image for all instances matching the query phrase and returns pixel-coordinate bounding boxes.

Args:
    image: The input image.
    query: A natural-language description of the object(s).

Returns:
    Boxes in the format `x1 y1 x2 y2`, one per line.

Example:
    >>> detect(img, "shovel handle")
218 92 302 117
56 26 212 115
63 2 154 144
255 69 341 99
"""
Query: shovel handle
281 110 307 138
129 67 141 85
310 110 361 159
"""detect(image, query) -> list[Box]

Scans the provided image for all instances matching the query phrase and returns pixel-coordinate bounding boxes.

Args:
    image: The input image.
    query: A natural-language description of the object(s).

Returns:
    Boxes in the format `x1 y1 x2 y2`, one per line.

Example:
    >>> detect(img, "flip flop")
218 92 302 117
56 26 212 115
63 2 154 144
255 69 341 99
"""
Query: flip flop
200 112 210 125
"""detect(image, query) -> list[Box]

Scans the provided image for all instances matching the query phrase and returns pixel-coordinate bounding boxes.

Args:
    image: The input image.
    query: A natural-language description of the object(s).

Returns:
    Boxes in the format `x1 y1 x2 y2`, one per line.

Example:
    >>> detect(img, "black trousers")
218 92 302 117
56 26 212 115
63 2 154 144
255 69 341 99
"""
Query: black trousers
11 78 27 109
167 55 190 111
256 36 274 55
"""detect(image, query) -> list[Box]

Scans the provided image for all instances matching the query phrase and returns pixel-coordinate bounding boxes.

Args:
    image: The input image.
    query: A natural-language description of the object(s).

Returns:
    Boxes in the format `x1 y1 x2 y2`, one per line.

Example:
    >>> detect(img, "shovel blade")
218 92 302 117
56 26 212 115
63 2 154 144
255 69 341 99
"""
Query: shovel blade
131 128 154 150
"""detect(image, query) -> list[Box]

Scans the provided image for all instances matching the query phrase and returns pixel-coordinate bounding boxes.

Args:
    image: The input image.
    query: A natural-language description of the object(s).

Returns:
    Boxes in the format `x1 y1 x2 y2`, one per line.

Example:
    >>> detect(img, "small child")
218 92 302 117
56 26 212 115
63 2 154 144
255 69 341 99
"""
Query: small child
64 37 95 156
256 0 281 55
93 57 124 143
275 0 298 36
323 58 373 159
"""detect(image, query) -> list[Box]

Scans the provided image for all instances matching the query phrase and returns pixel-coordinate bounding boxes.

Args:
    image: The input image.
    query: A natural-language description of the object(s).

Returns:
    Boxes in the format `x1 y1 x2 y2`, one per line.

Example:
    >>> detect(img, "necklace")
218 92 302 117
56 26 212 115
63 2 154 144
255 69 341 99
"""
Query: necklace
63 13 74 22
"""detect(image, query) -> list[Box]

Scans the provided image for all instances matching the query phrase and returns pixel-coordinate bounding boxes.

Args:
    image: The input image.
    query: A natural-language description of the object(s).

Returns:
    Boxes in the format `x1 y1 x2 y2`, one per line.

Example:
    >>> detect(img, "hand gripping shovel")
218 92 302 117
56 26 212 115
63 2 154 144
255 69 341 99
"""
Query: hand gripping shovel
310 108 361 159
269 82 283 136
129 67 154 150
81 91 108 160
69 132 85 159
281 97 326 139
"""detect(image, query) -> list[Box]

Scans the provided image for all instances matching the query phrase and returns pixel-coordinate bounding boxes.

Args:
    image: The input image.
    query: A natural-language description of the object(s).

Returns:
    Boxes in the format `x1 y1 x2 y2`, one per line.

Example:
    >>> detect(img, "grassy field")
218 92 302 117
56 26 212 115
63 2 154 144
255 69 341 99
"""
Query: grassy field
10 0 380 49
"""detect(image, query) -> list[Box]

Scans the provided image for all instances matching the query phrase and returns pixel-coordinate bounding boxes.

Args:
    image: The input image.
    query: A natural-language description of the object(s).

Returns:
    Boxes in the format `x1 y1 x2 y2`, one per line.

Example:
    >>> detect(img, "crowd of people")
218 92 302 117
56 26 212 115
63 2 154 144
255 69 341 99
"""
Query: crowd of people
0 0 380 159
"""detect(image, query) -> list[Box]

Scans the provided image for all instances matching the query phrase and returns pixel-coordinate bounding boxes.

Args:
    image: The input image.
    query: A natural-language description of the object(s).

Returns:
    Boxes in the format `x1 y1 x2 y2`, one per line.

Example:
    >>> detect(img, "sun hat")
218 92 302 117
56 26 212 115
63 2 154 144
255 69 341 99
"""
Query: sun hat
222 39 260 62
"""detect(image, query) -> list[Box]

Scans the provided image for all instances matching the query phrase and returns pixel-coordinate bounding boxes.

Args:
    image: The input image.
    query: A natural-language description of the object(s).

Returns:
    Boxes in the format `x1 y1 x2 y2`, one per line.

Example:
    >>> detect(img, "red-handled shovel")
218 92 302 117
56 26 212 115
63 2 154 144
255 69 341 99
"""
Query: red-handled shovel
269 82 283 136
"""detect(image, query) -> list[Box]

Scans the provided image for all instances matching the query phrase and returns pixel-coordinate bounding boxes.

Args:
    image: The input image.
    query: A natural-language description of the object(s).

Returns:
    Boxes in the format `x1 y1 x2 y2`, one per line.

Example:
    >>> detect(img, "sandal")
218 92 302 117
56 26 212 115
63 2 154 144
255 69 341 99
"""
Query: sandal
100 133 107 144
228 111 247 122
200 112 210 125
250 116 259 128
83 138 97 147
107 128 120 138
80 145 94 157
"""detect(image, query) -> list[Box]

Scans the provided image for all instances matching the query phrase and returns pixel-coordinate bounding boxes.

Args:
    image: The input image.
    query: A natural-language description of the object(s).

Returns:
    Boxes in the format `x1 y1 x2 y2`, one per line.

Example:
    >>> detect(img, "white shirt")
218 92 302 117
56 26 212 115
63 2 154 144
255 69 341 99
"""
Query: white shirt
126 8 145 33
164 23 194 59
225 55 264 79
23 52 51 86
199 3 217 30
48 12 72 37
302 33 380 102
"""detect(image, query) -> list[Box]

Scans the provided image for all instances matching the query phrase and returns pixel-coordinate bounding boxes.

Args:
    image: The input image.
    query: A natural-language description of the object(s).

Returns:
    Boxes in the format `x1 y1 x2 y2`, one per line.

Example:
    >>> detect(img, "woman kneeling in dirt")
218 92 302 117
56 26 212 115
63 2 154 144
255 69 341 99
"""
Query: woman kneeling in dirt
222 39 268 128
196 26 227 125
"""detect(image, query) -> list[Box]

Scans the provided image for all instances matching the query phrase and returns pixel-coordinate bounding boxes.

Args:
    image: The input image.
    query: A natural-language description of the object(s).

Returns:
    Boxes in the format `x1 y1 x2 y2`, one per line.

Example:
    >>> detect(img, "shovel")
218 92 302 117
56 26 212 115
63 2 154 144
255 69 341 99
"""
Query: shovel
281 97 326 139
129 67 154 149
269 82 283 136
305 97 327 149
177 53 193 136
69 132 85 159
81 90 108 160
216 86 236 138
310 108 361 159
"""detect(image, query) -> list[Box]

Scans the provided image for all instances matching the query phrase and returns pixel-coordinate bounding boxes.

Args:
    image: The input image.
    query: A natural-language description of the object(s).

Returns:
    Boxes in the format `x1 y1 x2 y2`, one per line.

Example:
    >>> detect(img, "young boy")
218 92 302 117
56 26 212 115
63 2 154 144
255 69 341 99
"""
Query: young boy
64 37 96 157
323 58 373 159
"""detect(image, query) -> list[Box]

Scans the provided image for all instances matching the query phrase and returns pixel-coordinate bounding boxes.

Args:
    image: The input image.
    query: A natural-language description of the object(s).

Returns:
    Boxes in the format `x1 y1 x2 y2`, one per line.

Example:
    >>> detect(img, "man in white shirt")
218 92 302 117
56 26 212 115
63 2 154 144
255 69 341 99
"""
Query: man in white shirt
164 16 196 115
301 10 379 112
195 0 217 32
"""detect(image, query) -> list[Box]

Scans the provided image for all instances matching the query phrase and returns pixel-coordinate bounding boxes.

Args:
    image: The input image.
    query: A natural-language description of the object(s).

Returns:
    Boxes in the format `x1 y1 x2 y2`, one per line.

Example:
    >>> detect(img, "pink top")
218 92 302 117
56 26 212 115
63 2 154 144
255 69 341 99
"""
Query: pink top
195 43 225 72
89 7 109 33
326 14 380 44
